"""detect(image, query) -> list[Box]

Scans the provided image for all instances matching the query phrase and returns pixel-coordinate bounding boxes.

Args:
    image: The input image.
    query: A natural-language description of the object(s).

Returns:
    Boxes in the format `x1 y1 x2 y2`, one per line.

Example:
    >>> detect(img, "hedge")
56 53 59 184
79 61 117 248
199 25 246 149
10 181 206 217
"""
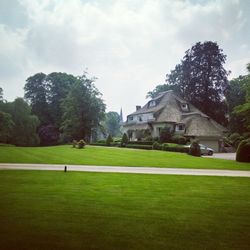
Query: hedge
127 141 153 145
125 144 152 150
236 139 250 162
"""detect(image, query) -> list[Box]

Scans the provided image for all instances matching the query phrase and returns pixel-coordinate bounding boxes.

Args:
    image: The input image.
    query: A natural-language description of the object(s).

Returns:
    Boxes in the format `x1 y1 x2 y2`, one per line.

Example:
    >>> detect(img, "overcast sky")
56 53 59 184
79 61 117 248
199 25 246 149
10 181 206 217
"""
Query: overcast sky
0 0 250 118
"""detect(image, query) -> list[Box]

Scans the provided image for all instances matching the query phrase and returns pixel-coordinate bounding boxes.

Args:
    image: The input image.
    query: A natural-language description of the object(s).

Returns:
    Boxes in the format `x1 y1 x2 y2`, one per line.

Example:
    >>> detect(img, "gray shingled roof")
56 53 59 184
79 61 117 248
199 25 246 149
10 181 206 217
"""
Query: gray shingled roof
124 90 228 137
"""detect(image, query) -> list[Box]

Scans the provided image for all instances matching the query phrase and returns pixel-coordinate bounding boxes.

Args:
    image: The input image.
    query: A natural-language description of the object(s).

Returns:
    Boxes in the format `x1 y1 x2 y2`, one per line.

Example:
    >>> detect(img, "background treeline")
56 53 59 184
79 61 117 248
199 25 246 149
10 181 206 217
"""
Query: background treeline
0 72 106 146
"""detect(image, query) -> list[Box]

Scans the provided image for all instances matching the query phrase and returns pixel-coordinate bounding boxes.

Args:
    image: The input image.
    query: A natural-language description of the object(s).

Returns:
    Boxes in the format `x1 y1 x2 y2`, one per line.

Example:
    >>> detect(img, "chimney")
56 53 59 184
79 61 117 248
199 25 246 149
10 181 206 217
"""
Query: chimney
136 105 141 111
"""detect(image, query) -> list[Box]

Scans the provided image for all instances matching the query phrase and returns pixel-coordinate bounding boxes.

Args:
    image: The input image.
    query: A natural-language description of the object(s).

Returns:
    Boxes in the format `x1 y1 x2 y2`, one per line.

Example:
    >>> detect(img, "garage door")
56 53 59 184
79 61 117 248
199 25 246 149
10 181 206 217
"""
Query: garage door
199 140 219 152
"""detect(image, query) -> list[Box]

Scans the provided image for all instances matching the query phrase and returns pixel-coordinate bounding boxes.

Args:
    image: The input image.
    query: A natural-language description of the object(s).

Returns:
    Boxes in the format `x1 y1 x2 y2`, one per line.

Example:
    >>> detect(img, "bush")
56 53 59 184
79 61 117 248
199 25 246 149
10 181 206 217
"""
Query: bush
106 134 113 146
188 140 201 157
72 140 77 148
125 144 152 150
89 142 106 146
152 141 162 150
127 141 153 145
78 139 86 149
160 127 173 143
236 139 250 162
121 133 129 147
171 135 187 145
162 143 189 153
143 136 153 142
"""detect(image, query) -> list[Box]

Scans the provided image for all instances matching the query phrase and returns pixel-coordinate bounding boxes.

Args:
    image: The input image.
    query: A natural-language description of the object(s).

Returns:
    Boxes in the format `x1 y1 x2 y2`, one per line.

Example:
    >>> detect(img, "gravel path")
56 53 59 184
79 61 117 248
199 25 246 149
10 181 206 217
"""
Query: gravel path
0 163 250 177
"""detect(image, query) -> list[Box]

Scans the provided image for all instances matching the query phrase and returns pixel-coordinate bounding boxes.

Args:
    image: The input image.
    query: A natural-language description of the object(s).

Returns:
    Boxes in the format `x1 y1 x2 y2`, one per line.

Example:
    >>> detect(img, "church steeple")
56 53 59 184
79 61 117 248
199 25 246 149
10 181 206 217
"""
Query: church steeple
119 108 123 123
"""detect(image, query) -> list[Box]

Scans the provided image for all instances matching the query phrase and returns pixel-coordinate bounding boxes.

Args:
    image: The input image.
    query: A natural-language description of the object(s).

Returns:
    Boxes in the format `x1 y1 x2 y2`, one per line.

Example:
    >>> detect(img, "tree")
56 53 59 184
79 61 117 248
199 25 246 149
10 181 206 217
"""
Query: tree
0 98 40 146
0 87 3 102
24 73 51 125
233 63 250 132
165 41 230 125
225 75 248 133
105 111 121 137
0 111 14 143
61 74 105 142
146 84 178 99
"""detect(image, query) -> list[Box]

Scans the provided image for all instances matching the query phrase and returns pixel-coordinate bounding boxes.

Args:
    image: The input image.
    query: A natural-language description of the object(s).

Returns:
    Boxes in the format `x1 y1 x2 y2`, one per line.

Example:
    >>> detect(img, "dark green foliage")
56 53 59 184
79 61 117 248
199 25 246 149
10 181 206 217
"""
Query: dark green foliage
236 139 250 162
0 111 14 143
162 143 189 153
106 134 113 146
171 135 187 145
160 127 173 143
152 141 162 150
127 141 153 145
121 133 128 146
228 133 244 148
61 74 105 142
164 41 229 125
38 124 60 146
125 144 152 150
78 139 86 149
188 141 201 157
0 98 40 146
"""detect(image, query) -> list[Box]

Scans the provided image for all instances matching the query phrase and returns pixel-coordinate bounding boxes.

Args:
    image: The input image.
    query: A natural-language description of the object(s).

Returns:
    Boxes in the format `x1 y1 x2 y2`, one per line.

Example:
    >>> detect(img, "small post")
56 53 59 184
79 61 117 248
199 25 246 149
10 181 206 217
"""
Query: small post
64 166 67 172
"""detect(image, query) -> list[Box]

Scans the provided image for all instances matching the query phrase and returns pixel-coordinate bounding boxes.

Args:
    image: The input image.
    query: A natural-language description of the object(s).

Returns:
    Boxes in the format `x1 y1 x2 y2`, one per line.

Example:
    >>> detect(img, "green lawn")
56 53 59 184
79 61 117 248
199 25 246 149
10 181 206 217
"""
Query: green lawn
0 170 249 249
0 145 249 170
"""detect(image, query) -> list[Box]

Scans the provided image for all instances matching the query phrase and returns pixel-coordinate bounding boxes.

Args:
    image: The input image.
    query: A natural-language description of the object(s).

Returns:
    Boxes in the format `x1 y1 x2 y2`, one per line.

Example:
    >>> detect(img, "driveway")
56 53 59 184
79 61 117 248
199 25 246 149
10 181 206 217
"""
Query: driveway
0 163 249 177
203 153 236 160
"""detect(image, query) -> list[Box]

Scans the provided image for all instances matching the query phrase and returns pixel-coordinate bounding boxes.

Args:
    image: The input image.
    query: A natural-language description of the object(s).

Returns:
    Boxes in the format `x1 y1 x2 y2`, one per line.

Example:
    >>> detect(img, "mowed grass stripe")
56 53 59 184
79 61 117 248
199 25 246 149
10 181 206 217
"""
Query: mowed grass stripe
0 170 249 249
0 145 250 170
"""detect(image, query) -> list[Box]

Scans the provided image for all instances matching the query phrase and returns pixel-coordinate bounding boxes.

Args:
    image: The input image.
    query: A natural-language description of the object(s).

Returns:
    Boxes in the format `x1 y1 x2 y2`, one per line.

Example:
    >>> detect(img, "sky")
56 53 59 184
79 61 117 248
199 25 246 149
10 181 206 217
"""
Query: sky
0 0 250 118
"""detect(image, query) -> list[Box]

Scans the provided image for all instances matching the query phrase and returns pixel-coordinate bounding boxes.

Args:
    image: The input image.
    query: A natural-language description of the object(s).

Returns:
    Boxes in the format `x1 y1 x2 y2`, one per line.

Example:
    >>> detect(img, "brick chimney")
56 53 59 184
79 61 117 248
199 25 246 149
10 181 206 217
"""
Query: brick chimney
136 105 141 111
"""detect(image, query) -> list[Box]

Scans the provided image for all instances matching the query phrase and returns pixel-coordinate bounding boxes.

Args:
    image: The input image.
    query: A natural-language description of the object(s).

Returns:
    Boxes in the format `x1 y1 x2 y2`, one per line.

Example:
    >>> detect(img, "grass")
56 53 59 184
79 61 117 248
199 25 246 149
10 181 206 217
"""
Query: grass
0 170 249 249
0 145 250 170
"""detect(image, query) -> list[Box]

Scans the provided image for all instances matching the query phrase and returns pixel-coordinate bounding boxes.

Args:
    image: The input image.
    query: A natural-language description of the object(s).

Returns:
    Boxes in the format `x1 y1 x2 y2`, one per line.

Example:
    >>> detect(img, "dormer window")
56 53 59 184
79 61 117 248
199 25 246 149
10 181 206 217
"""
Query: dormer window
148 100 156 107
128 116 133 121
181 103 189 111
176 124 185 131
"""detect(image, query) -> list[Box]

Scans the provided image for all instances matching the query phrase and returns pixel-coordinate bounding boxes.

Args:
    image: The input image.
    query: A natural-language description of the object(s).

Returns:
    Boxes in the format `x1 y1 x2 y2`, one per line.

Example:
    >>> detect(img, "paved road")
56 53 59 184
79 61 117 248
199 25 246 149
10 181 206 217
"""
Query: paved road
203 153 236 160
0 163 250 177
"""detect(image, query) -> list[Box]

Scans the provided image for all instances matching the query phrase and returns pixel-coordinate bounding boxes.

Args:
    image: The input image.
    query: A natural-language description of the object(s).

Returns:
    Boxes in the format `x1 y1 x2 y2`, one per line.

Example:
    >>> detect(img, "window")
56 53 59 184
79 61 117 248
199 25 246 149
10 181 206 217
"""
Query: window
138 116 143 122
176 124 185 131
181 103 189 111
148 100 156 107
128 116 133 121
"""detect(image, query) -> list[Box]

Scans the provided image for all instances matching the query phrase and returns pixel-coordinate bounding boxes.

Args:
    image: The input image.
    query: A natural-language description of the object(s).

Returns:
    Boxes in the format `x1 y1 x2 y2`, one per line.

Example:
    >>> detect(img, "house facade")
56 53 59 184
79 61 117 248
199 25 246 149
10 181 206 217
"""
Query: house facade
122 90 227 152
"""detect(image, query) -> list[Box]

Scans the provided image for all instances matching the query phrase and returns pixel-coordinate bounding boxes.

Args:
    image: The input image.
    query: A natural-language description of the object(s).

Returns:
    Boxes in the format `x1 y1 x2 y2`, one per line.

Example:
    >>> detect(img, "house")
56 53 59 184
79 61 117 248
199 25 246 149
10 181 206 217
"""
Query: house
122 90 228 152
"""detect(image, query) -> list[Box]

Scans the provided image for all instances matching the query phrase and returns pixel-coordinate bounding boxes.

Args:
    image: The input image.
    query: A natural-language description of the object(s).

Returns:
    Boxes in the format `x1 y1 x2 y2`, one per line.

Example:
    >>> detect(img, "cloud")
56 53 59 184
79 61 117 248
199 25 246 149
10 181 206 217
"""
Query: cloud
0 0 249 117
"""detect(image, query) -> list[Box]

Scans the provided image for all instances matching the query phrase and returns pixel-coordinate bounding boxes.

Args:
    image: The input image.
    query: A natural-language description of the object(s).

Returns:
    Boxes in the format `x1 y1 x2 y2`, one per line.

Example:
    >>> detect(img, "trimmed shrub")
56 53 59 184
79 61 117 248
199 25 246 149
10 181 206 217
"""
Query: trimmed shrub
236 139 250 162
162 143 189 153
171 135 187 145
152 141 162 150
89 142 106 146
78 139 86 149
127 141 153 145
106 134 113 146
121 133 129 147
125 144 152 150
72 140 77 148
188 140 201 157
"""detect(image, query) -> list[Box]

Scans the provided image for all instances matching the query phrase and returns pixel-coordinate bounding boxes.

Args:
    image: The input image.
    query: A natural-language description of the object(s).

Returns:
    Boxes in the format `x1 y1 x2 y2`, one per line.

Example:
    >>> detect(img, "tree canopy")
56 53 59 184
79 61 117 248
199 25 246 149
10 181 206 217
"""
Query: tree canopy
24 72 106 144
148 41 230 125
104 111 121 137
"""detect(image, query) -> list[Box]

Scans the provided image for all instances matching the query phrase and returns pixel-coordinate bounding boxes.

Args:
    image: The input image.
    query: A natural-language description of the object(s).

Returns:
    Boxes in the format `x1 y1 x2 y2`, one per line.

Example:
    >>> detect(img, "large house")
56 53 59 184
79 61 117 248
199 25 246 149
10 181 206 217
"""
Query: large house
122 90 227 152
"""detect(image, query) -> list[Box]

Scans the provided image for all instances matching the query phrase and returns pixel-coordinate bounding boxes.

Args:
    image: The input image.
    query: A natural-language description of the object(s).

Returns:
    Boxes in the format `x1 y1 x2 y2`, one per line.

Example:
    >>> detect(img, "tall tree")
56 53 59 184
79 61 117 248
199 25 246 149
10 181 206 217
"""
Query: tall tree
165 41 230 125
24 73 51 125
0 111 14 143
225 75 248 133
233 63 250 132
61 74 105 142
146 84 178 99
105 111 121 137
